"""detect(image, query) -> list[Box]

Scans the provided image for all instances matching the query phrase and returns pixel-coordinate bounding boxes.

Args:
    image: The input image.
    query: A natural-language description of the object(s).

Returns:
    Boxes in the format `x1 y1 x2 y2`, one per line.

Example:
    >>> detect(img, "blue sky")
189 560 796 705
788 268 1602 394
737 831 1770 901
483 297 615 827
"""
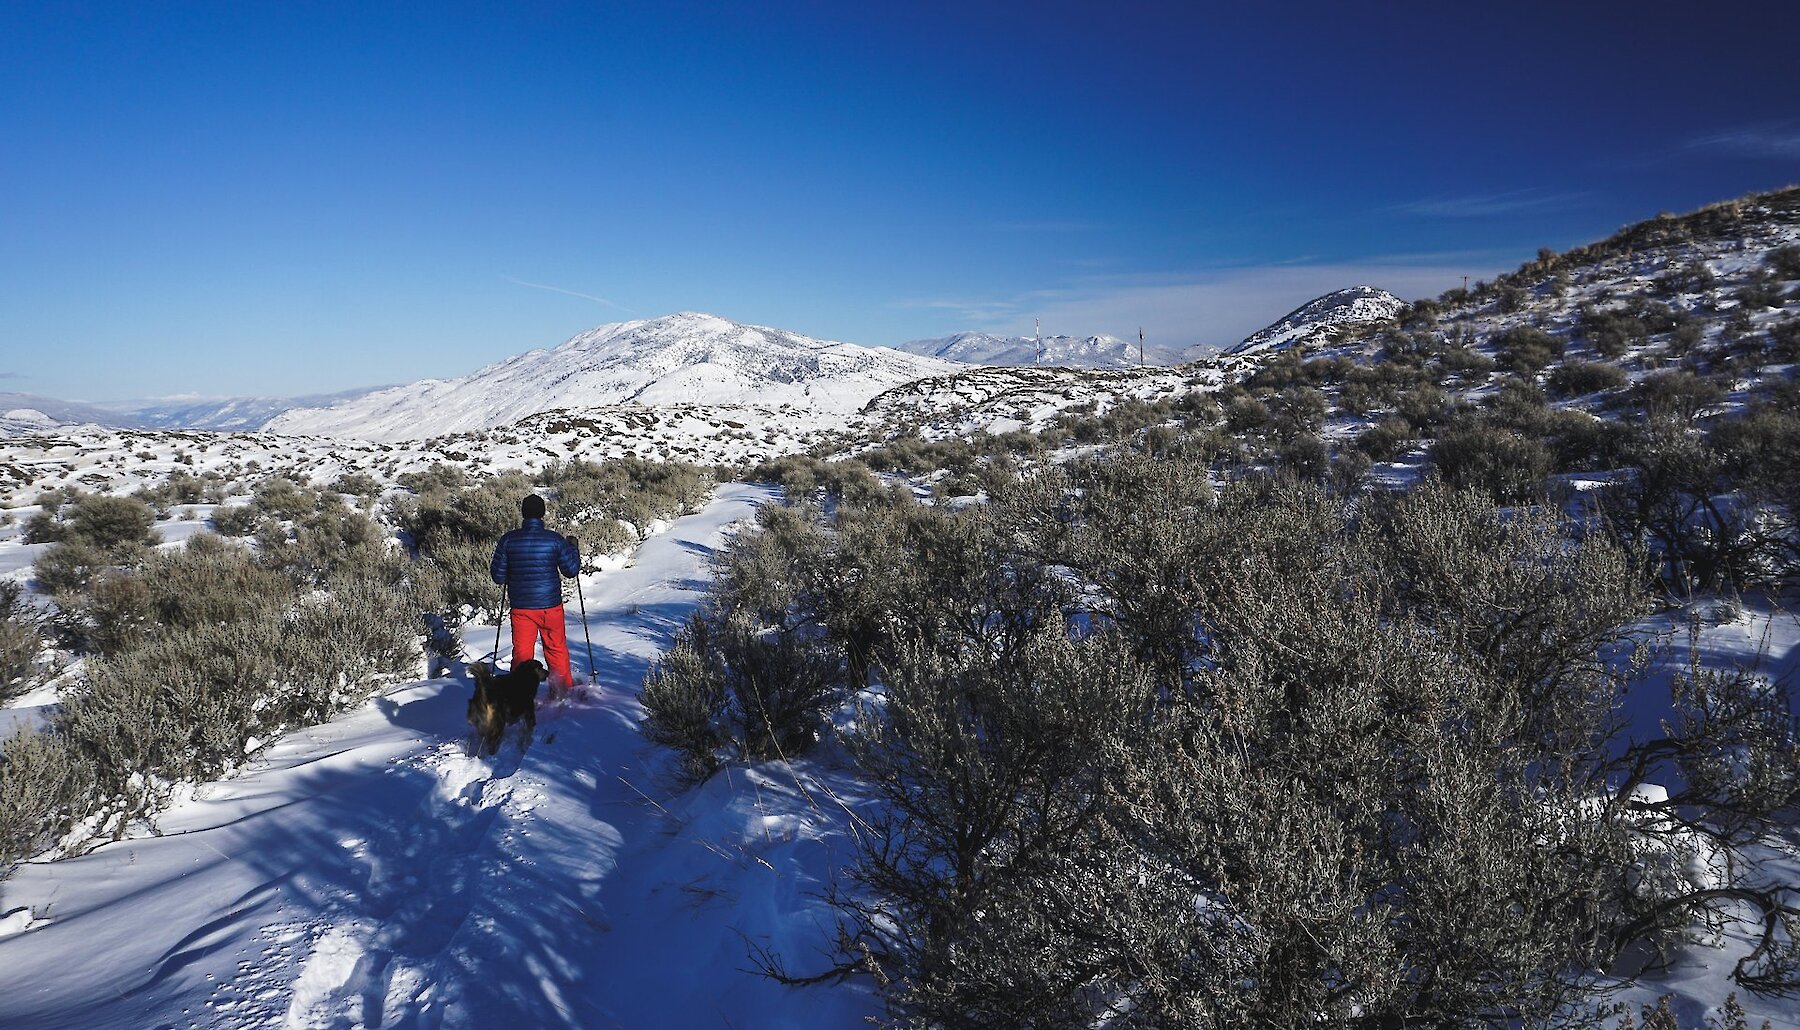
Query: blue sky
3 2 1797 402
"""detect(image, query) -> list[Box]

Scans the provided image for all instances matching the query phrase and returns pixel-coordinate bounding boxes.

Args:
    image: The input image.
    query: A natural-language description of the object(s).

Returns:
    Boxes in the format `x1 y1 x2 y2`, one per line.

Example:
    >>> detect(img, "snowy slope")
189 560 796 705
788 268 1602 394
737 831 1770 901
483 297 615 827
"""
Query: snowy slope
266 312 961 443
0 485 878 1028
897 331 1181 368
0 392 126 428
0 409 65 438
1217 285 1404 357
108 388 390 432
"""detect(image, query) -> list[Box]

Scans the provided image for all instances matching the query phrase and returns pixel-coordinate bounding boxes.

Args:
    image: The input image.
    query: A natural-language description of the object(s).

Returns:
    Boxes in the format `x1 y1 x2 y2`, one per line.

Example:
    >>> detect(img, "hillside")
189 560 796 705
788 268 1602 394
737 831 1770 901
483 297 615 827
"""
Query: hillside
109 388 390 433
0 488 880 1027
1221 284 1404 357
0 394 133 433
1 187 1798 1028
896 330 1182 368
266 312 961 443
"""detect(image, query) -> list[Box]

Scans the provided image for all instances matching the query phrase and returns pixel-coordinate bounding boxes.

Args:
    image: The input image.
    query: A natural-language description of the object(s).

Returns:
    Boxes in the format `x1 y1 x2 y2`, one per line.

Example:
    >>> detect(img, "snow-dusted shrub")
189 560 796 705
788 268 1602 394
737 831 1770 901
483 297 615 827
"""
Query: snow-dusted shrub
329 471 382 498
63 494 157 552
1734 273 1786 312
540 457 713 532
163 470 206 504
831 629 1155 1028
62 620 291 813
1220 391 1270 434
0 726 87 874
1266 385 1327 441
44 571 426 840
250 476 319 521
641 611 842 781
818 460 888 509
1549 359 1629 398
1767 244 1800 280
1354 417 1415 461
1765 315 1800 362
0 583 48 705
418 540 506 622
0 528 436 868
1597 422 1745 592
284 566 433 711
1654 259 1716 297
1666 320 1705 357
749 467 1798 1021
755 454 819 502
756 455 889 511
1630 369 1727 424
1712 397 1800 532
54 536 283 657
1435 342 1498 381
272 497 389 586
390 471 532 620
396 461 467 495
32 537 118 596
81 568 156 656
1276 433 1330 480
1428 416 1554 503
1394 379 1457 430
208 503 261 536
21 509 64 544
1497 282 1528 312
1580 307 1649 359
1494 323 1567 370
639 615 729 780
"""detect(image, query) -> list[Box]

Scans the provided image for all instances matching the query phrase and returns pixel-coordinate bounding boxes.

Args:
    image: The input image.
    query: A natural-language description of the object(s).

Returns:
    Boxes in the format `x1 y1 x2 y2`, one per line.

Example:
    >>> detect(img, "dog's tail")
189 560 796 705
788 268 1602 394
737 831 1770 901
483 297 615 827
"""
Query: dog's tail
468 665 504 753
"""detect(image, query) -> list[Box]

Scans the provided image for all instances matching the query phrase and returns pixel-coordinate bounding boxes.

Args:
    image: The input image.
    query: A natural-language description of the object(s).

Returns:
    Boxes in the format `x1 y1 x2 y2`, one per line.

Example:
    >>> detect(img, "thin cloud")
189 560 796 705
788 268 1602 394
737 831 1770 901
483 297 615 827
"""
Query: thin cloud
504 277 634 313
892 297 1027 324
1392 189 1587 218
894 256 1502 353
1687 123 1800 160
0 372 23 380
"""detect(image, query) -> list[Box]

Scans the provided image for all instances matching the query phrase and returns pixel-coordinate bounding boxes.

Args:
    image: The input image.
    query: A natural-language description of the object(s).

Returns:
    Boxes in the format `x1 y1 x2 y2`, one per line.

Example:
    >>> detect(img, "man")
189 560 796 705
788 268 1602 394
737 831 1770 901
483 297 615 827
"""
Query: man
490 493 583 696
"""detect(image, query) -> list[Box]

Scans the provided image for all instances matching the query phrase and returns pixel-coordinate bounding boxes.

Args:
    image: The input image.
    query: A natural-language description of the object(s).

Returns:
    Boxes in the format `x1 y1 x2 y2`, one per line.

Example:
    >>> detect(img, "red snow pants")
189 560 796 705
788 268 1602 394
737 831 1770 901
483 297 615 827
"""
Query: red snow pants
511 605 574 691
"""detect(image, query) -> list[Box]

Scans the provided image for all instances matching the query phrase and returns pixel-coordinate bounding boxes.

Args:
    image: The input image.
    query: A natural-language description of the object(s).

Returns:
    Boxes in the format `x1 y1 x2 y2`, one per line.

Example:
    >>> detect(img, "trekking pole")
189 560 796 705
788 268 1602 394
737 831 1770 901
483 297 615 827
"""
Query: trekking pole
575 570 597 693
493 585 508 668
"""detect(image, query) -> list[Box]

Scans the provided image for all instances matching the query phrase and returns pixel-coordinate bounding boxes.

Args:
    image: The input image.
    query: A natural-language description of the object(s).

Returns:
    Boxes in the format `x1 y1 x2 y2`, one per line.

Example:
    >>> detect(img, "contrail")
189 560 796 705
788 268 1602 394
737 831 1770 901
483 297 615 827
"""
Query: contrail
504 277 634 313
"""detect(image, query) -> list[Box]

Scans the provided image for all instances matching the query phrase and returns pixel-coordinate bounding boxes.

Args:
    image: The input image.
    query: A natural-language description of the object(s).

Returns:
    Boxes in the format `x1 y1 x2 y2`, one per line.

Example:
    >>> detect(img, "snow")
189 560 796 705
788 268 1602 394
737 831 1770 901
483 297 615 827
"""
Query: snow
896 330 1182 368
0 206 1796 1023
0 485 877 1028
266 312 962 443
1220 284 1404 357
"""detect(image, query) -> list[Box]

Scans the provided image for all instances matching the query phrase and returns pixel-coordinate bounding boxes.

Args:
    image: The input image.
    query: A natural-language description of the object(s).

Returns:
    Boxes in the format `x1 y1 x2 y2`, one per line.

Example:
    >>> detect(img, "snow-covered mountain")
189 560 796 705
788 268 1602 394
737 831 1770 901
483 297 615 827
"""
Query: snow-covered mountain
0 392 131 431
266 312 962 443
0 408 64 437
1219 285 1404 357
0 388 394 435
108 387 388 432
897 331 1181 368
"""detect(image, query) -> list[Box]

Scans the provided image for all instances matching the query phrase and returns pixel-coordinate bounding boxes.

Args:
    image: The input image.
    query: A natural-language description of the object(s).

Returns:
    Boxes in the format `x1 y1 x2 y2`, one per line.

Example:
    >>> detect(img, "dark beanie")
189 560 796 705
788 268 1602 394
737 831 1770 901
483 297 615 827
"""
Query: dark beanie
521 494 546 520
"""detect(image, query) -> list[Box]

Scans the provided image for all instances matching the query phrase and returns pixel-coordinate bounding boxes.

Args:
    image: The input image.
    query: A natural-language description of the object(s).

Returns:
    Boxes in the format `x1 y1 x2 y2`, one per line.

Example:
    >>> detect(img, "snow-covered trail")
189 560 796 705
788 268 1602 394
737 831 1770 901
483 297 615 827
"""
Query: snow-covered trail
0 483 877 1029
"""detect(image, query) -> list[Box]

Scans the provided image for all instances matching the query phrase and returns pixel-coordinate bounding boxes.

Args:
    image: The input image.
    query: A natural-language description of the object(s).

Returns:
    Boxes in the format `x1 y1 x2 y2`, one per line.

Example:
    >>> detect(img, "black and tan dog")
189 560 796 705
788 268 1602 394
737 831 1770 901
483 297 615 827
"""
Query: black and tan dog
468 659 548 755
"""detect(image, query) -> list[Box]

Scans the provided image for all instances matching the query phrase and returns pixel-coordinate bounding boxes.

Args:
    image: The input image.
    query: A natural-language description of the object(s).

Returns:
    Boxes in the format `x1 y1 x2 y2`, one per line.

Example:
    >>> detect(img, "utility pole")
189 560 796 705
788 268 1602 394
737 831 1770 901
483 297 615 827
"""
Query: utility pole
1138 326 1145 367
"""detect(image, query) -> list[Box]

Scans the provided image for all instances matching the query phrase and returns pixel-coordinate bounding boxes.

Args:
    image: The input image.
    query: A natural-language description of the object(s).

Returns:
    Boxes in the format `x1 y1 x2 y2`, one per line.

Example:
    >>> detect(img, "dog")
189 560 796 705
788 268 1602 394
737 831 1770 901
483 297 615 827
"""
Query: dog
468 659 548 756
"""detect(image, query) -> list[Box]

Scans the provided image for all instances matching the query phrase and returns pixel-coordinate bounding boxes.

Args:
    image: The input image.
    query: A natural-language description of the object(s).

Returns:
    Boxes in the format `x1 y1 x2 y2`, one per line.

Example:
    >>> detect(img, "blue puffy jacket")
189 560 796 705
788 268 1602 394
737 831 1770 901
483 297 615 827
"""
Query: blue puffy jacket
490 518 581 610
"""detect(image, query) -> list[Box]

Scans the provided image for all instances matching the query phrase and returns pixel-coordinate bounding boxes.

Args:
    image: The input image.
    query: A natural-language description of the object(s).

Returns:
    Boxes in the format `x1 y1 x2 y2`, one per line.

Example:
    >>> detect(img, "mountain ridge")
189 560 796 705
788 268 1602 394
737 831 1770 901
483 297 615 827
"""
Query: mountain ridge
895 331 1182 368
265 312 962 443
1223 285 1405 357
